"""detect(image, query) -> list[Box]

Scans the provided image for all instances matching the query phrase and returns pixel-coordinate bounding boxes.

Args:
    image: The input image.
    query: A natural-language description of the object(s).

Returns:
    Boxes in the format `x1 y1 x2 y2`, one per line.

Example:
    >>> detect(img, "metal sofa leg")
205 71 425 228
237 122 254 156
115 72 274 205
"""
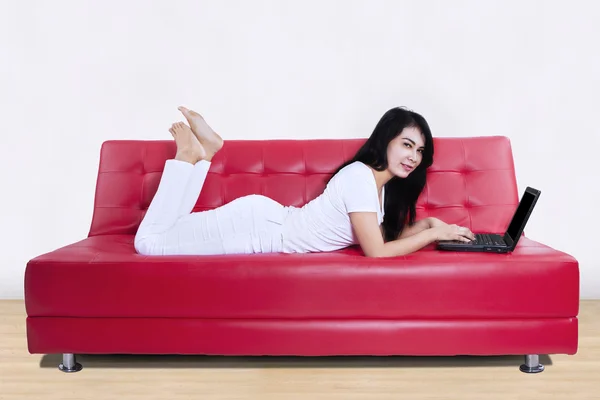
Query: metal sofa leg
519 354 544 373
58 353 83 373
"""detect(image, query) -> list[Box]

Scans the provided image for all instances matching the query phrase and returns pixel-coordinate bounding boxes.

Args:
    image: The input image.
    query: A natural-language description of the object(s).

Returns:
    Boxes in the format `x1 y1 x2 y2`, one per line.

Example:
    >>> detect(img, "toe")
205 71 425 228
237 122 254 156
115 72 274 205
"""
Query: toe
178 107 192 120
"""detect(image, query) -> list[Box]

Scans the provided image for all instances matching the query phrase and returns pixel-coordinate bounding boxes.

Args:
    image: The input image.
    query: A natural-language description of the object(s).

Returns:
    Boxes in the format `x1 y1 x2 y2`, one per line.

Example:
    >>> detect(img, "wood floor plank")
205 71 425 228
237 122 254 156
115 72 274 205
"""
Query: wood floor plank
1 299 599 399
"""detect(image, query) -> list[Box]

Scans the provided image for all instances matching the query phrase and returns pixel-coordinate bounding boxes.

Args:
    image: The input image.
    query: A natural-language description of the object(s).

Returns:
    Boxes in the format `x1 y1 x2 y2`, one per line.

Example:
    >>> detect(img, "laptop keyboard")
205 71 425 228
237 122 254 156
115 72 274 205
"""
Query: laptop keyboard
472 233 505 246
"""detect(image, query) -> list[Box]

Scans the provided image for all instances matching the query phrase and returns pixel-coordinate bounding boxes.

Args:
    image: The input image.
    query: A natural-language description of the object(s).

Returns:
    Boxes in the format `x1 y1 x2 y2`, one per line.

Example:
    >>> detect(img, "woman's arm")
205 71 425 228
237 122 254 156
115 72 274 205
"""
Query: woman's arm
397 218 433 239
353 212 438 257
378 228 439 257
379 217 440 241
351 213 473 258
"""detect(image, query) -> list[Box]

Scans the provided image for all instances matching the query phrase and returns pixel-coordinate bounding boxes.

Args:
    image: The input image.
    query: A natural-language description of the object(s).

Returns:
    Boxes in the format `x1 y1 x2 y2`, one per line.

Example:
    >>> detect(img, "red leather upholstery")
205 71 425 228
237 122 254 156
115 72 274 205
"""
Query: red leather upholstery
24 137 579 357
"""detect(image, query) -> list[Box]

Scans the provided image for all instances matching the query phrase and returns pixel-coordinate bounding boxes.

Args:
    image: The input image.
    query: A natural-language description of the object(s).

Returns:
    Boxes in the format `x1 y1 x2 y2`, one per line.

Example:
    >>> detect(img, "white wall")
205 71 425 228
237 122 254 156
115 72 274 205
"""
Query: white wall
1 0 598 299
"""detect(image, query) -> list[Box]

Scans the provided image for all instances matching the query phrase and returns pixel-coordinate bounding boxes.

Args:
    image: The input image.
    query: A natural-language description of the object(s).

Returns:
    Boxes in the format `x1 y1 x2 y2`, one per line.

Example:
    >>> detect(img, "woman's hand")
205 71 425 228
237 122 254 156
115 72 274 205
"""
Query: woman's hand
432 224 475 243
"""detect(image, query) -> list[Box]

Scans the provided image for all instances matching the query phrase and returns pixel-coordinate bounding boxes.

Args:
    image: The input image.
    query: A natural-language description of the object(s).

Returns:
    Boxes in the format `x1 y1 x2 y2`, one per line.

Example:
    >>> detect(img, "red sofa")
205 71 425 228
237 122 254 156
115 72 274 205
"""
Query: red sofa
24 136 579 374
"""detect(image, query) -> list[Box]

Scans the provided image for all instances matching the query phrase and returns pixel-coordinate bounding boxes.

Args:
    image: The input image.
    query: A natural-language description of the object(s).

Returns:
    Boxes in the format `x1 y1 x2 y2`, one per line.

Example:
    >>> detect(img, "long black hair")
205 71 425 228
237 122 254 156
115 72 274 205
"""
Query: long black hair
327 107 434 242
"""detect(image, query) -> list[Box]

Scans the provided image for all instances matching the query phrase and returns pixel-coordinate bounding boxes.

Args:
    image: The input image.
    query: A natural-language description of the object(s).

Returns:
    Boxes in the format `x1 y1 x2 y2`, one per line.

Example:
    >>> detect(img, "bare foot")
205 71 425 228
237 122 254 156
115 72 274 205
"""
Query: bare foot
178 106 224 161
169 122 207 164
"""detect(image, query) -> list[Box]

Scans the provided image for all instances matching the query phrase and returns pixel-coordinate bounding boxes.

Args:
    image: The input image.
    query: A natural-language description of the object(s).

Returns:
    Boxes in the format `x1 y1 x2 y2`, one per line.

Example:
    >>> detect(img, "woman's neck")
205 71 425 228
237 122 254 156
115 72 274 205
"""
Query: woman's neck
368 166 393 193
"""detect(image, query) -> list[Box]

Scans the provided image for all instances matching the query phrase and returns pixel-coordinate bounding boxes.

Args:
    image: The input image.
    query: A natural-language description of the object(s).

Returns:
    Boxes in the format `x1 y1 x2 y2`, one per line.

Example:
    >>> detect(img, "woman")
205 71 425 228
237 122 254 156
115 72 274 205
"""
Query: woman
134 106 475 257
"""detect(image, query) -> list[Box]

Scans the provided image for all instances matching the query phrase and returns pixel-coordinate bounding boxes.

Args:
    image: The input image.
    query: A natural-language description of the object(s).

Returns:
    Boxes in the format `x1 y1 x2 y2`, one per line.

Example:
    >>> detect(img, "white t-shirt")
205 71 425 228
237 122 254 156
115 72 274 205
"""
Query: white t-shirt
281 161 385 253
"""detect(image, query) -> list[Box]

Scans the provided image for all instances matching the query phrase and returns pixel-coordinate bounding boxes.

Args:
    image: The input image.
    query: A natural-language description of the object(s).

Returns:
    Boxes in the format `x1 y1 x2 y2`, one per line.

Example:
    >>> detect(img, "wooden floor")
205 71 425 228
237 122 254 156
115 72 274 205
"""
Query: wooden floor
1 300 599 400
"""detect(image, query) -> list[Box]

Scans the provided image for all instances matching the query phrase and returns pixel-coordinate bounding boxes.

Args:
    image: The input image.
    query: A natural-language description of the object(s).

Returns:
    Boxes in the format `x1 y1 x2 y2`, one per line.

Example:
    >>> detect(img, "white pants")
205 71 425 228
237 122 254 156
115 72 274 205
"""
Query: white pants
134 159 288 256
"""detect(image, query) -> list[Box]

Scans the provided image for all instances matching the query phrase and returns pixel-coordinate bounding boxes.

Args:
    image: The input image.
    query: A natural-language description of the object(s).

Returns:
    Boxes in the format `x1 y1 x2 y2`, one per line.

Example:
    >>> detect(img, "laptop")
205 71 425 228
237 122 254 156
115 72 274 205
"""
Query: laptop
436 186 541 253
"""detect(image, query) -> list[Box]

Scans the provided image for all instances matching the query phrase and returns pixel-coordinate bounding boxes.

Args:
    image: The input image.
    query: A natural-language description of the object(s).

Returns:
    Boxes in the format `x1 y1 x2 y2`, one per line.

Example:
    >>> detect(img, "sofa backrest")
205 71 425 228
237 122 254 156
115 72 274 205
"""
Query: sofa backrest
88 137 520 237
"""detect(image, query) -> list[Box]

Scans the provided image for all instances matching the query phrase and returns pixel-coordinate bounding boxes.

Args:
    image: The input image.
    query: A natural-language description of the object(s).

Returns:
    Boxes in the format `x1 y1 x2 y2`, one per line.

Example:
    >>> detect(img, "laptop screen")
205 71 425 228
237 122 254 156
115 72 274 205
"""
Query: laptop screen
506 191 537 240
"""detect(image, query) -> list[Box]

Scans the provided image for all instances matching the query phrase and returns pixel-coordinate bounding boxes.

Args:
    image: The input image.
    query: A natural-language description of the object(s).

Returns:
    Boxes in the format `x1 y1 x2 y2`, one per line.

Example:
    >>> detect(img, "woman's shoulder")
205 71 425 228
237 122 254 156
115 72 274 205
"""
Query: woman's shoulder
329 161 373 188
337 161 370 176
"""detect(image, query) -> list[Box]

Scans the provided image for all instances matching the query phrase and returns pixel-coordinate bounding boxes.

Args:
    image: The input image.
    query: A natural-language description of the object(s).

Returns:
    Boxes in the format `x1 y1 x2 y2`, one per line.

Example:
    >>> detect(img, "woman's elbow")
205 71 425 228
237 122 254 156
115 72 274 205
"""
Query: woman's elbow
363 246 387 258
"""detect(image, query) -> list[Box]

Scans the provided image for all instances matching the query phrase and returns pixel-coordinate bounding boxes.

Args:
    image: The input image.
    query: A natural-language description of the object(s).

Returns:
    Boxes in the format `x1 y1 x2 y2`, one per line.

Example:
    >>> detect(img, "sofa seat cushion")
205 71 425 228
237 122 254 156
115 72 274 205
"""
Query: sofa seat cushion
25 235 579 319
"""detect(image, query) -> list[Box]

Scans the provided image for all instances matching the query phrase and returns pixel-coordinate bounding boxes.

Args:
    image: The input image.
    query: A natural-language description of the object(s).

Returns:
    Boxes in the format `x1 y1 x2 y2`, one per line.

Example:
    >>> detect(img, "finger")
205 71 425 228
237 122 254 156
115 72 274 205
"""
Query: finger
459 234 472 242
464 227 475 239
455 235 470 243
461 229 474 240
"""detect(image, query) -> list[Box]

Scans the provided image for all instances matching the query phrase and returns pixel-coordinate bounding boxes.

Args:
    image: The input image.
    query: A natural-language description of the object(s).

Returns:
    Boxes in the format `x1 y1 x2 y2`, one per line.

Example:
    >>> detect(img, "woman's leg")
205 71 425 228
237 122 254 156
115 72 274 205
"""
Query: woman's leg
134 122 209 254
176 106 224 217
135 107 227 255
136 172 288 255
140 194 288 256
135 109 286 256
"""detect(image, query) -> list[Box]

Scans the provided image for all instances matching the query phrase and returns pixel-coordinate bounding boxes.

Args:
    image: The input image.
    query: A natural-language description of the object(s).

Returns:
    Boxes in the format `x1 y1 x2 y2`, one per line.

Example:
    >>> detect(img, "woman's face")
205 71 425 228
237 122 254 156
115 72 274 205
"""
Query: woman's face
386 127 426 178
